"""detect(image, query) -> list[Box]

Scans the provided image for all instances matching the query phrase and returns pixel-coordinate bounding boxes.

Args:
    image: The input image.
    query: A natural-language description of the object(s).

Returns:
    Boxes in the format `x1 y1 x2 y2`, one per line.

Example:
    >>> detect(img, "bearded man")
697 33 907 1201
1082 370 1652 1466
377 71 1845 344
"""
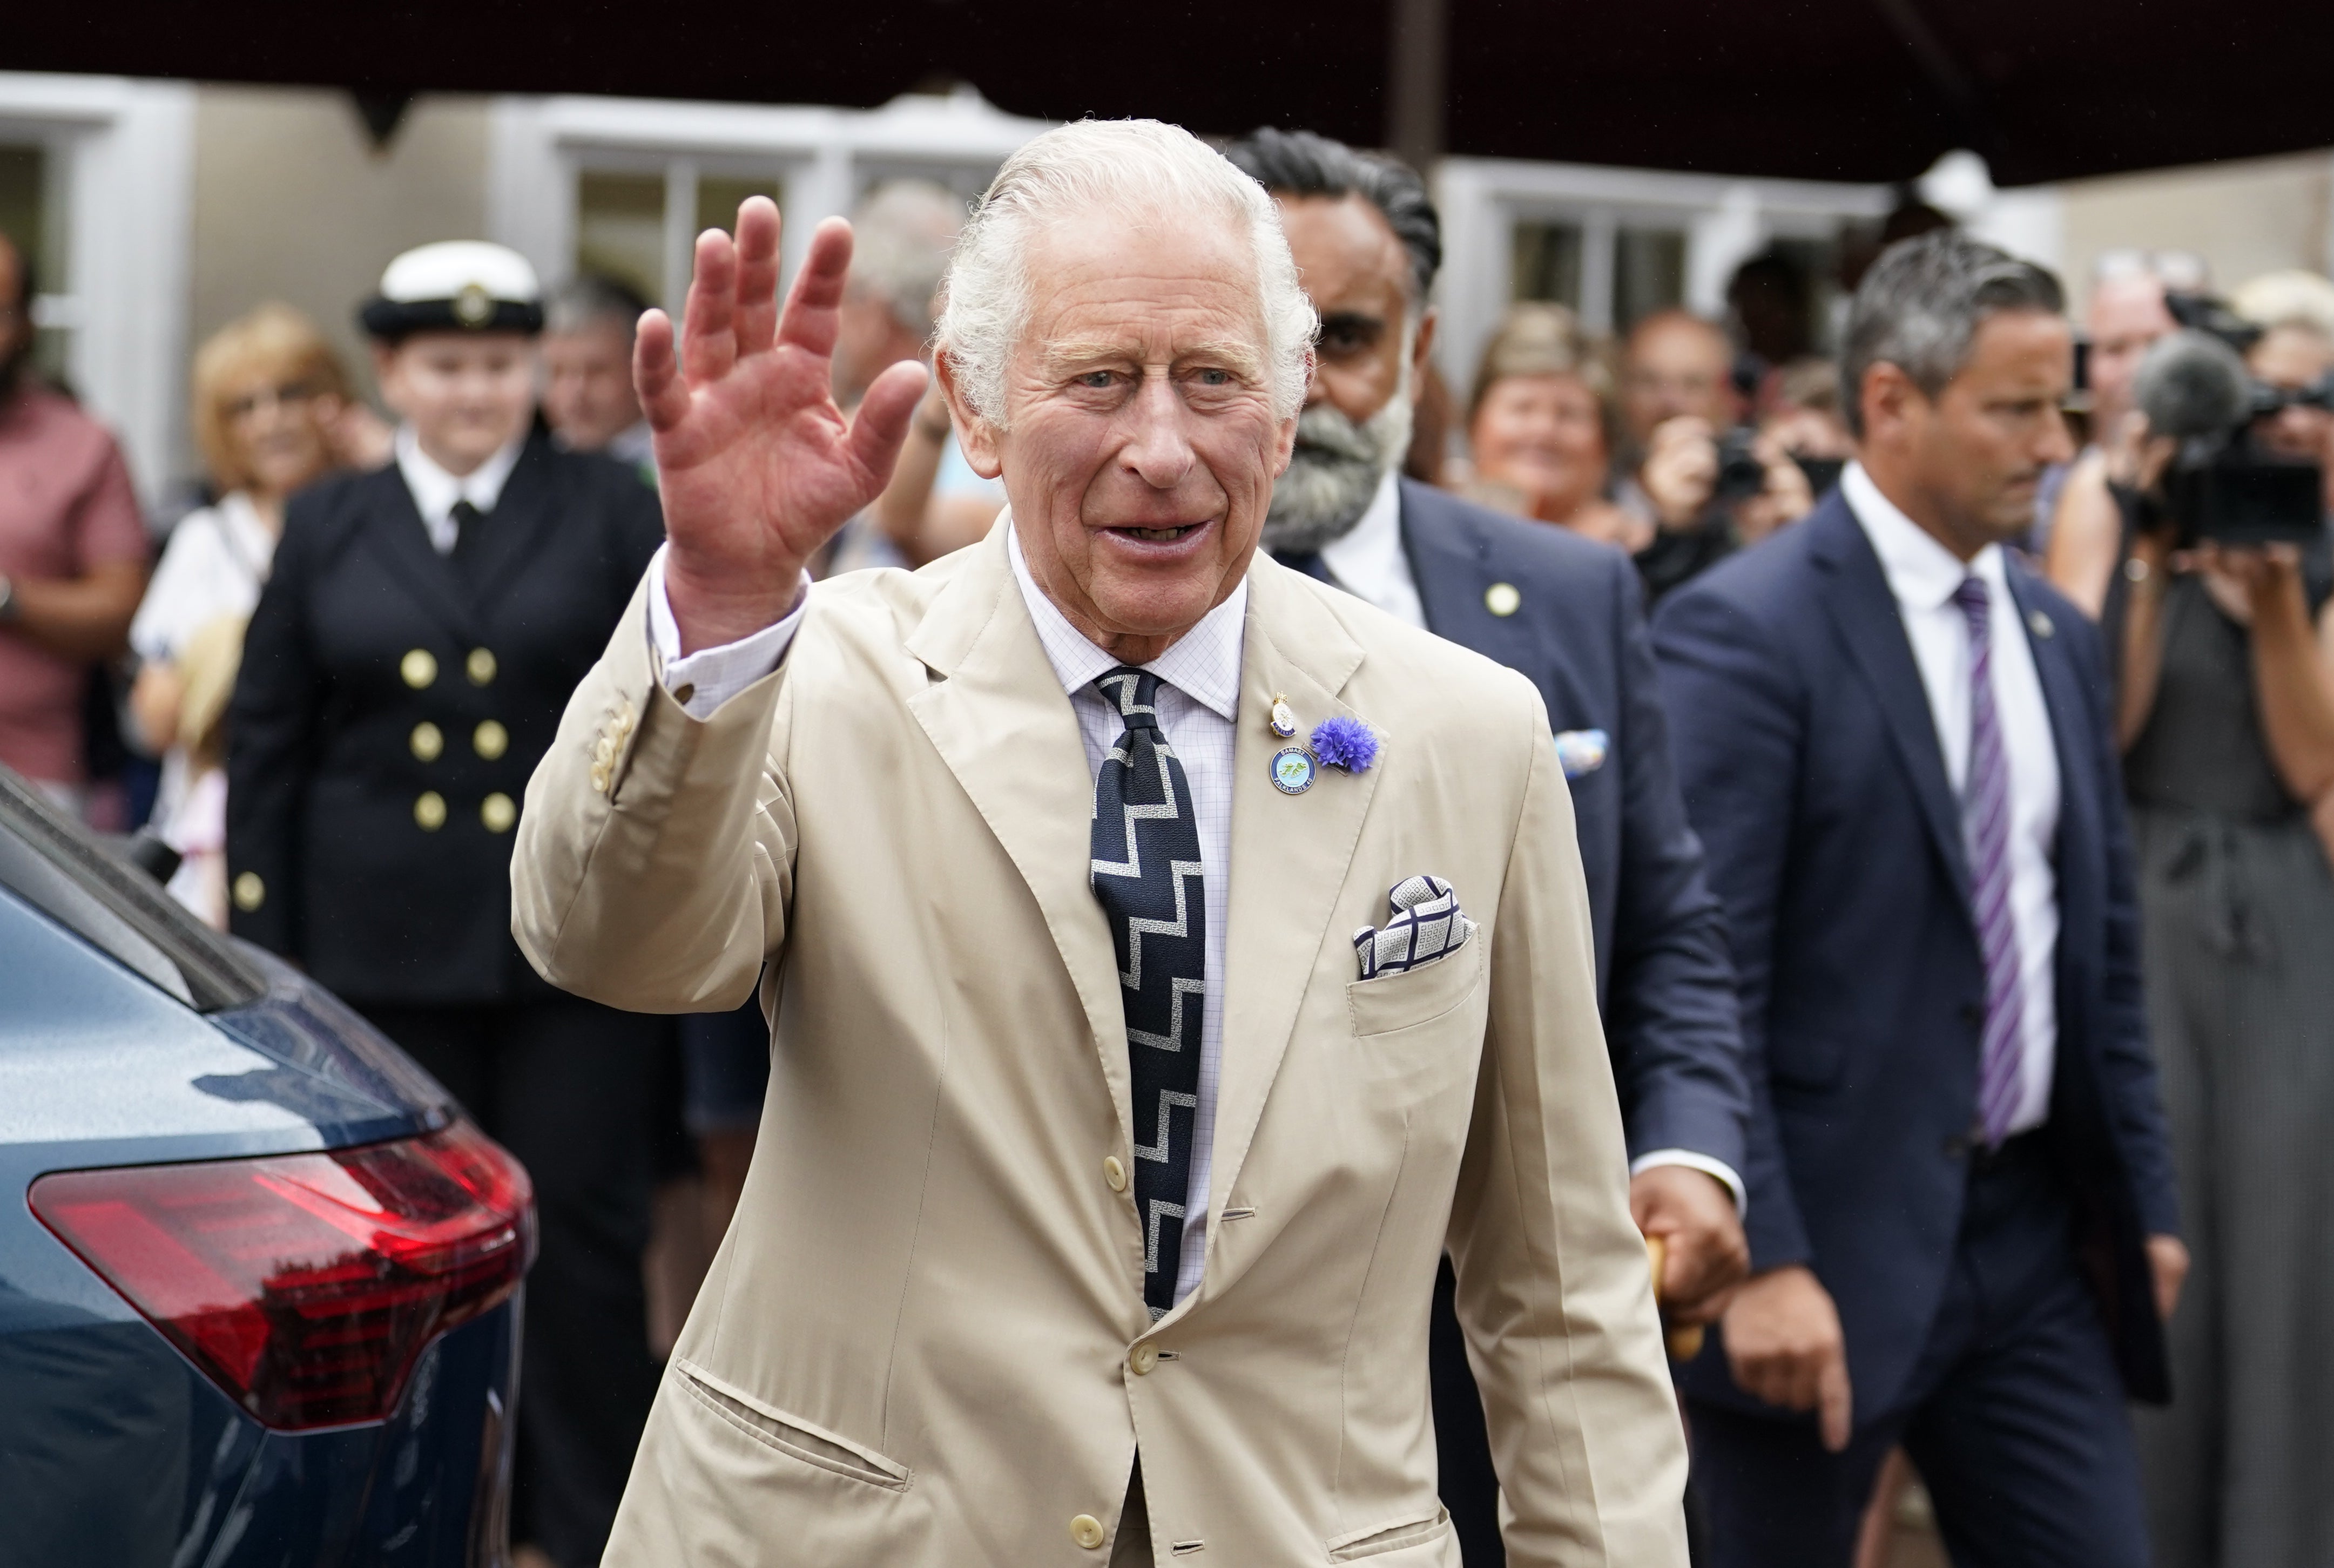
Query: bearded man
1224 127 1751 1567
512 120 1689 1566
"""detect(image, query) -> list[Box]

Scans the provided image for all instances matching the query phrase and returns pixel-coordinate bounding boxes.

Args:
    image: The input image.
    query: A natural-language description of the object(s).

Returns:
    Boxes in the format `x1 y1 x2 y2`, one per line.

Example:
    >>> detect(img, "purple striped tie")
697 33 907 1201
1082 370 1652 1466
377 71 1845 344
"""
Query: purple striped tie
1953 577 2026 1146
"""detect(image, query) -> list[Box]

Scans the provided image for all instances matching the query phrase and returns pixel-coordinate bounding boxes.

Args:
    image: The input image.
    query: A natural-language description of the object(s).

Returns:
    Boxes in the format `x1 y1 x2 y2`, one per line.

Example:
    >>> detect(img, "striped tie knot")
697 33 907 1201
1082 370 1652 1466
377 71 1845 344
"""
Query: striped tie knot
1096 667 1164 733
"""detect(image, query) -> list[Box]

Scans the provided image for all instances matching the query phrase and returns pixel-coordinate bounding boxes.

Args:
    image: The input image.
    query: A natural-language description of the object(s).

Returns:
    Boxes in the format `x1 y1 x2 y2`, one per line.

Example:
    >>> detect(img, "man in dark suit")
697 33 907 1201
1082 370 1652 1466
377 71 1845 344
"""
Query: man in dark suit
228 242 668 1568
1225 129 1750 1567
1652 232 2187 1566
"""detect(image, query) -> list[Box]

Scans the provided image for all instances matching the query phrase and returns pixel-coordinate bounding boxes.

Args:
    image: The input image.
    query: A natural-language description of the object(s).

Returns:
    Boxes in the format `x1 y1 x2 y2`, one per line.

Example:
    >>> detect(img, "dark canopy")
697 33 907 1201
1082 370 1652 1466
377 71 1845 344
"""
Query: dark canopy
19 0 2333 185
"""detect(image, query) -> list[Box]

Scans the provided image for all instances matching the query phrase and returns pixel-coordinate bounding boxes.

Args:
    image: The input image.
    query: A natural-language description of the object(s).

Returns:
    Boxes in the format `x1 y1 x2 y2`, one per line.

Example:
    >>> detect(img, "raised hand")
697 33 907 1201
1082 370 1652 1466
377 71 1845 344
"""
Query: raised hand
636 198 930 653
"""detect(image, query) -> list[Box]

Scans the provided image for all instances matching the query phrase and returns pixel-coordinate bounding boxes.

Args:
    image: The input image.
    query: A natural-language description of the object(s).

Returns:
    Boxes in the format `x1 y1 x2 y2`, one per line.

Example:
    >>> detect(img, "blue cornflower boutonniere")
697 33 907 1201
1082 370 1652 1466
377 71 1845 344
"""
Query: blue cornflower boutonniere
1309 716 1379 773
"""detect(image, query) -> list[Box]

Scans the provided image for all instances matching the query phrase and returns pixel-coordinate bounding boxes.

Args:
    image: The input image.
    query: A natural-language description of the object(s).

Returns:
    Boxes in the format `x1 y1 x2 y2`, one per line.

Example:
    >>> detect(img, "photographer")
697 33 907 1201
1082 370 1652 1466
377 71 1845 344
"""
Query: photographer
2105 285 2334 1568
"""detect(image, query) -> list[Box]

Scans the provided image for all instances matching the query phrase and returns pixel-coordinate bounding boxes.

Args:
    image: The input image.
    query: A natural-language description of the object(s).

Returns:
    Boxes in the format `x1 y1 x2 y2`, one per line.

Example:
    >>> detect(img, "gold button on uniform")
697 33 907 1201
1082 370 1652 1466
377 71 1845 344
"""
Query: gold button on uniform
232 871 265 912
1129 1343 1158 1376
400 648 438 689
481 792 517 833
1484 582 1522 618
1102 1155 1128 1193
409 721 444 762
414 791 448 830
466 647 497 686
1069 1515 1105 1550
473 719 509 760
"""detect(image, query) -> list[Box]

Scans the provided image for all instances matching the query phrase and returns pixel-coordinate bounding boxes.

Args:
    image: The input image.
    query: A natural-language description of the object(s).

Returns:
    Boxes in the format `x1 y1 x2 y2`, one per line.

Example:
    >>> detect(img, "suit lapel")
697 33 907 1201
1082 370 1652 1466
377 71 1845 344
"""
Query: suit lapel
2005 567 2095 878
359 465 478 646
903 526 1132 1129
463 436 564 618
1206 555 1377 1244
1810 498 1972 902
1401 480 1533 670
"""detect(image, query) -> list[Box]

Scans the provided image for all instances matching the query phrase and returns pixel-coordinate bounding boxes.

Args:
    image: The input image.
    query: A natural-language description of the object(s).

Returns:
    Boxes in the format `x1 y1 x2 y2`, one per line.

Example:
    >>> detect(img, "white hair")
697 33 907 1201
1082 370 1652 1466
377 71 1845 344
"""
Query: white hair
935 119 1317 429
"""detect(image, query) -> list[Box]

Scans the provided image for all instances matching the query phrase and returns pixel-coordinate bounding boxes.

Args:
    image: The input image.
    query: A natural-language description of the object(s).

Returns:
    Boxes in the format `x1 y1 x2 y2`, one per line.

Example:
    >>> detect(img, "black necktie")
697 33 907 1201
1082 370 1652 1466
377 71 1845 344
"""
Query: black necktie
1088 667 1207 1319
449 499 486 571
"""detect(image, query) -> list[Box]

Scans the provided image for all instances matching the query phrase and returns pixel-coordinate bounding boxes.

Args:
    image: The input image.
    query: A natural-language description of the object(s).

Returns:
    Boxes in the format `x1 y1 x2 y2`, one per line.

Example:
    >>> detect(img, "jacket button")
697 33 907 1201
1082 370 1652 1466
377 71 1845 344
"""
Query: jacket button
589 765 611 795
1129 1343 1158 1376
1102 1155 1127 1192
473 719 509 760
466 647 497 686
1070 1515 1105 1550
232 871 265 912
414 791 447 831
400 648 437 689
481 792 517 833
410 721 444 762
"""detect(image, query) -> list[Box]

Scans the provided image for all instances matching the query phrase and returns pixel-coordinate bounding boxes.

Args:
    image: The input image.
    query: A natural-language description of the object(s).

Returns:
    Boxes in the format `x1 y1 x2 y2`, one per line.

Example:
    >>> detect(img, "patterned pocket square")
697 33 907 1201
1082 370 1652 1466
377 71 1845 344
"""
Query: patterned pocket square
1353 874 1477 981
1553 728 1609 780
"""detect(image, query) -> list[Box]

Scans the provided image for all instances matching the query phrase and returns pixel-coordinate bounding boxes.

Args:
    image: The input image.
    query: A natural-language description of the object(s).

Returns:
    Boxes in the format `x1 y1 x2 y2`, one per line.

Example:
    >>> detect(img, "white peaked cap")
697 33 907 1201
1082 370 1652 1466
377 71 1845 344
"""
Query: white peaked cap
379 241 541 305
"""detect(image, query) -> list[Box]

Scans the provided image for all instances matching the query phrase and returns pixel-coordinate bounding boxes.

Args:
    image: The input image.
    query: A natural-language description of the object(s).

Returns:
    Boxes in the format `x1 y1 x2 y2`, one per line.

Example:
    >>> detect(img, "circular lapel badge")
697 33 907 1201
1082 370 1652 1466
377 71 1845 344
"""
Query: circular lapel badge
1271 746 1317 795
1485 581 1522 618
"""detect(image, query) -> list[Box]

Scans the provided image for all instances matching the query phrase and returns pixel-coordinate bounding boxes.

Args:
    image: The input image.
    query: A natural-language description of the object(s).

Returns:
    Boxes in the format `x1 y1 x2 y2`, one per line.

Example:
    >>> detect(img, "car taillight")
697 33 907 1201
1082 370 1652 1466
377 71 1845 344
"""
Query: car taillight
29 1121 535 1431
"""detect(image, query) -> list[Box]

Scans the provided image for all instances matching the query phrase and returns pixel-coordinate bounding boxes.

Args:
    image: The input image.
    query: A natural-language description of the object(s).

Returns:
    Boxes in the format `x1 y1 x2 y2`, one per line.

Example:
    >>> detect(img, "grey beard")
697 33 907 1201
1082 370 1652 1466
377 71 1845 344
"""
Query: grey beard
1262 393 1414 556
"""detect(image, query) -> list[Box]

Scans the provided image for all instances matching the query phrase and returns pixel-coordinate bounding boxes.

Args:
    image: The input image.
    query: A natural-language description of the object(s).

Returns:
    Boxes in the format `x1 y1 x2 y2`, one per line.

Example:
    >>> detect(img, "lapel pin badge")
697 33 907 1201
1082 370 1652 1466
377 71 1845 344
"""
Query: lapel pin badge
2028 609 2055 640
1269 692 1298 739
1485 582 1522 618
1270 746 1316 794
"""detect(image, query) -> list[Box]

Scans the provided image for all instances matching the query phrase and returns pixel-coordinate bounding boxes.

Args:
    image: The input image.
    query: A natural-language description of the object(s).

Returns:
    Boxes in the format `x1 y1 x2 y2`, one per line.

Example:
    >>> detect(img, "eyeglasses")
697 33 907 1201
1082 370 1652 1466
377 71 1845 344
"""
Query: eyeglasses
224 382 326 421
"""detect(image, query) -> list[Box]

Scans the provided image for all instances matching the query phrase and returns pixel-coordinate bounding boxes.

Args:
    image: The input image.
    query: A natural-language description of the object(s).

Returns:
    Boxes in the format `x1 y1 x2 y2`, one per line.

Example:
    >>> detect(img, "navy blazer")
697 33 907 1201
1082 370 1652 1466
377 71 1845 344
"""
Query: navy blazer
1651 491 2180 1414
1398 479 1747 1173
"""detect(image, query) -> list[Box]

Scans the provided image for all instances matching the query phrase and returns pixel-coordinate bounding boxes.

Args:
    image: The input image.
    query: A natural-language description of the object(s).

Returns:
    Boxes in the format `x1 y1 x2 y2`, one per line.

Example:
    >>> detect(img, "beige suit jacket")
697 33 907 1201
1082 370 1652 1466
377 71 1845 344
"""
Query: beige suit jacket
512 525 1688 1566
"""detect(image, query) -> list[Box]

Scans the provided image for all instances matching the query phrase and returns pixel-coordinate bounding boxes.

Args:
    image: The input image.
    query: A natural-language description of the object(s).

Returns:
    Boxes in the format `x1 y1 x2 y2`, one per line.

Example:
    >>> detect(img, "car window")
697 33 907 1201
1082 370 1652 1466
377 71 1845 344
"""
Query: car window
0 767 267 1013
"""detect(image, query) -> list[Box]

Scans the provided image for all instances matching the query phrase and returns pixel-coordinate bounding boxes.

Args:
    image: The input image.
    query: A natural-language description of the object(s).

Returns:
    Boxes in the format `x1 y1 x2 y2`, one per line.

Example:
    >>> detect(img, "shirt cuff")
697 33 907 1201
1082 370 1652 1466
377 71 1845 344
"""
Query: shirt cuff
1629 1150 1748 1218
646 544 813 720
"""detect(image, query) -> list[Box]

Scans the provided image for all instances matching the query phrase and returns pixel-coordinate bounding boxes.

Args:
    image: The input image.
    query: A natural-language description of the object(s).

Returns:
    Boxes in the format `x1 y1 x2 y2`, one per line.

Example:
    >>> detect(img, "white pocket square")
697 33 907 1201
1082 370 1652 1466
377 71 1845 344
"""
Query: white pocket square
1553 728 1609 780
1353 874 1476 981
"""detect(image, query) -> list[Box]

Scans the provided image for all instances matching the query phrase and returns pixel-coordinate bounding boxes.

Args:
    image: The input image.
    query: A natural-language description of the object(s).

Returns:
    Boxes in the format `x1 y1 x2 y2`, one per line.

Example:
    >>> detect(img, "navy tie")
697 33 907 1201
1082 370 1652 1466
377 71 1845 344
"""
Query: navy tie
1088 667 1207 1317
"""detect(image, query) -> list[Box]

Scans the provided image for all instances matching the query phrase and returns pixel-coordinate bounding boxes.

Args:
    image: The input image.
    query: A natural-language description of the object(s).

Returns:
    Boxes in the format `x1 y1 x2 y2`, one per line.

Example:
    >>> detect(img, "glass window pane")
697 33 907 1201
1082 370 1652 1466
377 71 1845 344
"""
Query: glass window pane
576 170 666 305
696 175 783 237
1512 221 1582 308
1614 228 1686 332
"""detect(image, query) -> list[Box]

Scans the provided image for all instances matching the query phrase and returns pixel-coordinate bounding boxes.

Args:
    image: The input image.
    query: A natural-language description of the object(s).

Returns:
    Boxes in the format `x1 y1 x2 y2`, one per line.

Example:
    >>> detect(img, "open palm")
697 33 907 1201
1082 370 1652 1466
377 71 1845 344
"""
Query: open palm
636 198 928 651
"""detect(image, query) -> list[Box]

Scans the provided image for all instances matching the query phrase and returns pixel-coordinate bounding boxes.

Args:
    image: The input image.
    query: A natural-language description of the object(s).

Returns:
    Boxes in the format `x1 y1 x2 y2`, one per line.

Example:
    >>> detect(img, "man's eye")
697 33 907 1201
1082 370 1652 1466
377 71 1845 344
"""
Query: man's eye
1078 371 1116 389
1195 368 1232 387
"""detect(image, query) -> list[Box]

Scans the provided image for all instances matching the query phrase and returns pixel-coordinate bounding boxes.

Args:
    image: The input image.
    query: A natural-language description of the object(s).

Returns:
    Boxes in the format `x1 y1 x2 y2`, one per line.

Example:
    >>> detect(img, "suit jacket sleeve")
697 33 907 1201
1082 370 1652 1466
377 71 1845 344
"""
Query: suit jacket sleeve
511 579 793 1013
226 501 322 958
2073 611 2181 1237
1445 693 1691 1567
1650 586 1814 1269
1597 551 1750 1174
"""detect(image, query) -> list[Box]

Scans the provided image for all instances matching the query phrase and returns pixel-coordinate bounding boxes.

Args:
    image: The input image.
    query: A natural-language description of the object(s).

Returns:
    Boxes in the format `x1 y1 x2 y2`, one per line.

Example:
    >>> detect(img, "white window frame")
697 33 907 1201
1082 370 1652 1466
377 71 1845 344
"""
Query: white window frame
487 86 1049 312
1433 156 1893 393
0 72 194 509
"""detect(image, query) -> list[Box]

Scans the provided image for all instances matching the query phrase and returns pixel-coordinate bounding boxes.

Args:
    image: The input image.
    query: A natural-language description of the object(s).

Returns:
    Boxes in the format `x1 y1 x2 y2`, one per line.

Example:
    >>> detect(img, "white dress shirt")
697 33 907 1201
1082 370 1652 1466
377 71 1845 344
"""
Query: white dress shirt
1843 462 2061 1136
647 518 1240 1305
395 424 526 555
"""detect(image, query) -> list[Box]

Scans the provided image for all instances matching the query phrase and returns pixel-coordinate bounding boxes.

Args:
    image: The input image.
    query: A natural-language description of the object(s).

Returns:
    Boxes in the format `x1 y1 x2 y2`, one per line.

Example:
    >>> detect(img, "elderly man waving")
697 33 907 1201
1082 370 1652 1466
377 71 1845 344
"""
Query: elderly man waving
514 120 1684 1567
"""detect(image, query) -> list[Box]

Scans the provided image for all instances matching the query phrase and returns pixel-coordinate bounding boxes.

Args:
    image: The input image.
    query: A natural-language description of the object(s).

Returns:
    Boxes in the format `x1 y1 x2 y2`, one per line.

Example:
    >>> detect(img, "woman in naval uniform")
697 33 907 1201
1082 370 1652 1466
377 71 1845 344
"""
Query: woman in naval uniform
227 241 667 1568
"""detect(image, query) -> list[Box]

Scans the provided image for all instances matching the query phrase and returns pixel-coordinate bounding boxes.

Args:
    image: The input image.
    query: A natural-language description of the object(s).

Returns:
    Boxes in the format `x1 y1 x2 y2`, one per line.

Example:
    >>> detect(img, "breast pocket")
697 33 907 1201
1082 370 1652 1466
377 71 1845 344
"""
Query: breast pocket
1346 938 1486 1042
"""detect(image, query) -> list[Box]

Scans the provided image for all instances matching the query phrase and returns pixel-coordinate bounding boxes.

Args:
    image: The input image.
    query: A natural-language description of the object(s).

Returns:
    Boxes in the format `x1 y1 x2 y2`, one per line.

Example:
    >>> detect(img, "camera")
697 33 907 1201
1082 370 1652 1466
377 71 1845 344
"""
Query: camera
1713 427 1769 504
2135 302 2330 548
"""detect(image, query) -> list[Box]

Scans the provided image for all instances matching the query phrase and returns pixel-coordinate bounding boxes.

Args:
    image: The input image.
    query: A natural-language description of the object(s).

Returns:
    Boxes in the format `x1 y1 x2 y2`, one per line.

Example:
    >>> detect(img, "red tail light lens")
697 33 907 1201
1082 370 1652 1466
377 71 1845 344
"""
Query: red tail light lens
29 1121 535 1430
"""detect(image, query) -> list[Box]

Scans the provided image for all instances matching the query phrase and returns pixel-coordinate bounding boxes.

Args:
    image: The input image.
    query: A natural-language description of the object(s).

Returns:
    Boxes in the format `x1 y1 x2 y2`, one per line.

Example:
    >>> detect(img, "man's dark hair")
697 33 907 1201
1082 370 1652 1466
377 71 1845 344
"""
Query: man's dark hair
1840 231 2065 438
1222 128 1441 301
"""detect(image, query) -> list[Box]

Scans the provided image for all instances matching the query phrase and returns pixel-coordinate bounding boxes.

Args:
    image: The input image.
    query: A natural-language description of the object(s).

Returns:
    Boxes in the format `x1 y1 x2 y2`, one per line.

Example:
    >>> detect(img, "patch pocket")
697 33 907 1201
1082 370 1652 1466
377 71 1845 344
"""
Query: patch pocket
1346 937 1485 1038
1327 1505 1450 1560
672 1358 909 1491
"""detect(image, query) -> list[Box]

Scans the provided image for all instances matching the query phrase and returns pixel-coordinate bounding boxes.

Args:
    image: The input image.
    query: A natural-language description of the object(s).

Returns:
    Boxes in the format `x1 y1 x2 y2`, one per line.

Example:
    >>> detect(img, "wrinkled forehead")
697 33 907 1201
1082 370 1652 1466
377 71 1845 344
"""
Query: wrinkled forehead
1015 205 1270 366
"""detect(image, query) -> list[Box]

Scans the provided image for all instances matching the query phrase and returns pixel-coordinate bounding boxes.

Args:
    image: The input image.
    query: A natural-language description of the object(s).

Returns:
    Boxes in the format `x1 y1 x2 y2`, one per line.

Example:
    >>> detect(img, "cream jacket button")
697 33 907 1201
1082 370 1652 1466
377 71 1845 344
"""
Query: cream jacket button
1069 1515 1105 1550
594 735 616 766
400 648 437 689
1102 1155 1127 1192
413 791 447 830
481 792 517 833
231 871 265 912
617 701 637 733
409 721 444 762
1129 1343 1158 1376
473 719 509 760
590 765 610 794
466 647 497 686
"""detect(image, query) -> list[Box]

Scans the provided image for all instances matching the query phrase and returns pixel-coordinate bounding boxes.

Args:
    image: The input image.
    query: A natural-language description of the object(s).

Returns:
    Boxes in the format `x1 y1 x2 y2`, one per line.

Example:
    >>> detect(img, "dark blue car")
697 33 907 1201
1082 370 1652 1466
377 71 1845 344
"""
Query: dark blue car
0 764 532 1567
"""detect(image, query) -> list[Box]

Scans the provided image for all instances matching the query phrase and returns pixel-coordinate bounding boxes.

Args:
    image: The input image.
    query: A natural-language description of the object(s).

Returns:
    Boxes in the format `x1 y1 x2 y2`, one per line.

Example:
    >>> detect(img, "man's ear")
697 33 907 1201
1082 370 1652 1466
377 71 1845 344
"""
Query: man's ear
1410 305 1439 390
1860 361 1921 449
1271 347 1313 478
933 352 1003 478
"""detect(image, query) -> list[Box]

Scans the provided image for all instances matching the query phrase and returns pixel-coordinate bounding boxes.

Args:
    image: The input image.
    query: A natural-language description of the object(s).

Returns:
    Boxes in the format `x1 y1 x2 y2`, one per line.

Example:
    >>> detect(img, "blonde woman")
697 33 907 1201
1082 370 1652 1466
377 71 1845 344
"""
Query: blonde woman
129 304 367 922
1461 302 1643 546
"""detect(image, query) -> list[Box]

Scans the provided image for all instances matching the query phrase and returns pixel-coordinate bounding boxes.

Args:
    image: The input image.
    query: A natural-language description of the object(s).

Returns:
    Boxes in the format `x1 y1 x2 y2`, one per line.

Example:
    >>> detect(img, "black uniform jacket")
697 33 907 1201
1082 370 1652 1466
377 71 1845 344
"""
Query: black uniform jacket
228 435 664 1005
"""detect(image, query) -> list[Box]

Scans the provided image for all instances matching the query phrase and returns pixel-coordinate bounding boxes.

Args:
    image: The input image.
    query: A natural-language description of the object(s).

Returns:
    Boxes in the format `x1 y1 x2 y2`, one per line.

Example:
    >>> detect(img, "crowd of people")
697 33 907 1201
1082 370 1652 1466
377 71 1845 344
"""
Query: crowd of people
1 114 2331 1568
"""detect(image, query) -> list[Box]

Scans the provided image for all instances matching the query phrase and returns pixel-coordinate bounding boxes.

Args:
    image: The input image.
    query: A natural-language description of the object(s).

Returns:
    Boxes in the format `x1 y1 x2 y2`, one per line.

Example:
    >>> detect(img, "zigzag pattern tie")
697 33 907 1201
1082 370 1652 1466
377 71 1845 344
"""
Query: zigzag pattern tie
1089 667 1207 1318
1953 577 2027 1147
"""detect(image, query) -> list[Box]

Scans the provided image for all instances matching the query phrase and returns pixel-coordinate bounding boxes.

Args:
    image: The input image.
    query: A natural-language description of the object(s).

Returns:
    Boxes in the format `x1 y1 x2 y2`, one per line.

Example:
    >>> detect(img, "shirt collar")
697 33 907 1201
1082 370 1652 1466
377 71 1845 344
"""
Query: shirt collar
1006 515 1246 721
1841 459 2007 611
395 423 527 527
1317 467 1404 587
